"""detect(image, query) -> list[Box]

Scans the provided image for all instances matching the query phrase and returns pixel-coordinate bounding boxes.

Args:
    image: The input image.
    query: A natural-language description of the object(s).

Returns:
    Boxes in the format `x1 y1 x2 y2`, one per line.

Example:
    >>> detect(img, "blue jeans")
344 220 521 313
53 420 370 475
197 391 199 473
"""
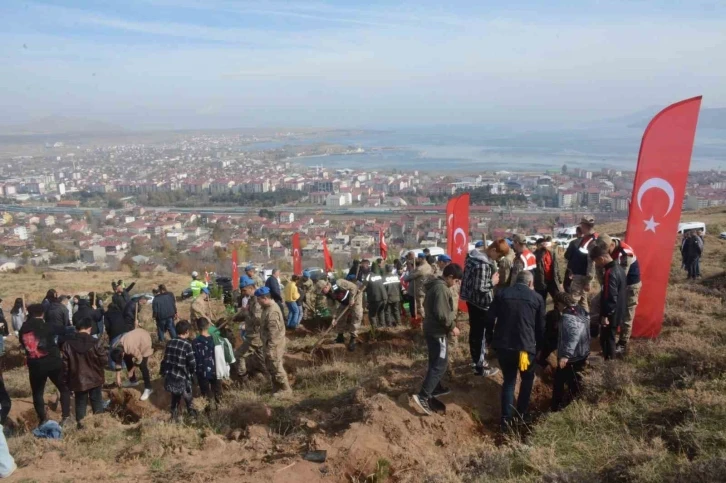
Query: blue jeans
296 304 303 325
286 302 300 328
0 425 15 477
156 317 177 342
498 349 535 430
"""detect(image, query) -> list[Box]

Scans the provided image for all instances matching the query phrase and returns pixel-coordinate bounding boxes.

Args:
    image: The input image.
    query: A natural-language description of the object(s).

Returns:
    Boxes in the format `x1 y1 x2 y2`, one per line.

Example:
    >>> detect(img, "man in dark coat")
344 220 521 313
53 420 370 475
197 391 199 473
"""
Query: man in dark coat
590 244 627 360
72 297 103 336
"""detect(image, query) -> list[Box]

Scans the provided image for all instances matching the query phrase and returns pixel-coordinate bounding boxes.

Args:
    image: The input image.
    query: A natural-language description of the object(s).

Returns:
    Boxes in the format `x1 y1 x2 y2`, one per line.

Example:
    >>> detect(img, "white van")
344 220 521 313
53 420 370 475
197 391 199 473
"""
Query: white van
678 222 706 234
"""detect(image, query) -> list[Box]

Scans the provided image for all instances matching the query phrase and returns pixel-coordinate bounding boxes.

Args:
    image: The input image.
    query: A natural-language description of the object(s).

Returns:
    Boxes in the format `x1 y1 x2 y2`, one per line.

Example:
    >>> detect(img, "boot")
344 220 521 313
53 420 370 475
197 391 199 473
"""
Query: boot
335 333 345 344
348 335 356 352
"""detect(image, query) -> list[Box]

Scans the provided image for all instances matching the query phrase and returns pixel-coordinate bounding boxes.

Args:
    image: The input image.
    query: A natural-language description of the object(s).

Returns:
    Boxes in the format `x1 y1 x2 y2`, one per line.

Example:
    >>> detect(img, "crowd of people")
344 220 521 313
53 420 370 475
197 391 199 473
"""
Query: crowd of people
408 216 645 432
0 212 683 458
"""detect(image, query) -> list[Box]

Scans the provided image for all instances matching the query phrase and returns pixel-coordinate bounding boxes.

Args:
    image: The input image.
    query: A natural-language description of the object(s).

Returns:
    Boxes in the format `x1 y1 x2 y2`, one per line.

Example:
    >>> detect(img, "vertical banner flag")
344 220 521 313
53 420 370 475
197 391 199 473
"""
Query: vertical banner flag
292 233 302 276
451 193 470 312
446 195 458 254
323 239 334 272
379 229 388 260
626 96 702 338
231 245 239 290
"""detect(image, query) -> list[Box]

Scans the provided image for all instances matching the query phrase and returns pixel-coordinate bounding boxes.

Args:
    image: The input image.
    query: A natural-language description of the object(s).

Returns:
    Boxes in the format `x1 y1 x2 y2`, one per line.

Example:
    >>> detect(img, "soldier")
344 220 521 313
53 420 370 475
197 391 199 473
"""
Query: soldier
244 265 265 289
233 277 267 379
564 216 598 311
320 274 363 351
299 271 315 320
365 270 388 328
255 287 292 396
428 255 440 277
403 255 433 321
383 265 401 327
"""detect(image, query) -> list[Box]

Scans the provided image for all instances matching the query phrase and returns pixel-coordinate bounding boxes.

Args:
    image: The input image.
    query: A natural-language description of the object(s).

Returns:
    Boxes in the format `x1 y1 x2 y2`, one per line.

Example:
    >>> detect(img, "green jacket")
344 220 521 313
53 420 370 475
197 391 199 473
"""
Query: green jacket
422 277 456 339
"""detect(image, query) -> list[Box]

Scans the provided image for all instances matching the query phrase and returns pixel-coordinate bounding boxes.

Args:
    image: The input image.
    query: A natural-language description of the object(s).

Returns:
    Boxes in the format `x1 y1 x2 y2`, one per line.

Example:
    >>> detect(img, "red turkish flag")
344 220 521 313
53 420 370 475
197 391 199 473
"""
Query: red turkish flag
292 233 302 276
625 96 701 338
323 239 334 272
379 229 388 260
231 245 239 290
450 193 470 313
446 195 458 254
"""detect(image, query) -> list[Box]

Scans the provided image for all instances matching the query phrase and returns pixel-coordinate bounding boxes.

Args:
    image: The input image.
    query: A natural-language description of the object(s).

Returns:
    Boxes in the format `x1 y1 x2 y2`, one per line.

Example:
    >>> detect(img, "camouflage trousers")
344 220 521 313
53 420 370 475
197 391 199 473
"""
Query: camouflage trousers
234 340 267 378
264 343 291 392
337 305 363 337
619 282 641 345
568 275 592 312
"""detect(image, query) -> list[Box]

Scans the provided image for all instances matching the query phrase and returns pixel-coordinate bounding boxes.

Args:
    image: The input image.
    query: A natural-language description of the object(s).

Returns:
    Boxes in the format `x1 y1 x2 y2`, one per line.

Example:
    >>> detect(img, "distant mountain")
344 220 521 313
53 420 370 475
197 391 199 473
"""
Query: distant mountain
0 116 125 135
626 107 726 130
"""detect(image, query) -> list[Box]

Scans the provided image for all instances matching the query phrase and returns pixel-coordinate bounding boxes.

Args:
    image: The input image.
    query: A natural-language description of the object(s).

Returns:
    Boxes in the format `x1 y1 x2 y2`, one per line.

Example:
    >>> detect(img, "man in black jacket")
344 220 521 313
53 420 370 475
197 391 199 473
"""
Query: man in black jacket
112 280 136 311
151 284 177 343
590 245 627 361
488 270 545 432
44 295 71 340
19 304 71 426
123 297 148 329
265 269 284 314
383 265 401 327
72 297 103 336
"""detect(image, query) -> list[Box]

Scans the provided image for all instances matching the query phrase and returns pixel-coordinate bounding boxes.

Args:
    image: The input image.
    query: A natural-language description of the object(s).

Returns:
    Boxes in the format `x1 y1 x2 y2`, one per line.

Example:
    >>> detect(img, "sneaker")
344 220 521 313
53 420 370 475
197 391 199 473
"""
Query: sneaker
412 394 433 416
615 344 627 355
0 462 17 479
335 334 345 344
140 389 153 401
347 335 356 352
122 380 140 388
432 385 451 397
474 366 500 377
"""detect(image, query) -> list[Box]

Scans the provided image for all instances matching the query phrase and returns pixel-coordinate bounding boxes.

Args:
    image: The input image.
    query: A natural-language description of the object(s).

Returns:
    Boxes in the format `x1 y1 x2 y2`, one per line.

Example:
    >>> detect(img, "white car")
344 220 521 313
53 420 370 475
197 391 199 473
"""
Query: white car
720 232 726 240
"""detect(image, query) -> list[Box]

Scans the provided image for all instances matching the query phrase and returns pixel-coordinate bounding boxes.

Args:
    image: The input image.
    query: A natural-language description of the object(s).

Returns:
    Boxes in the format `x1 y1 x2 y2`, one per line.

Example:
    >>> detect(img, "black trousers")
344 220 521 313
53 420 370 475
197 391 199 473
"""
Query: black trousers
125 355 151 390
467 303 489 368
368 301 386 327
385 302 401 327
419 335 448 400
29 364 71 421
498 349 535 429
600 325 616 360
198 377 222 405
75 386 104 423
171 392 193 415
552 359 586 410
0 376 10 424
536 280 560 305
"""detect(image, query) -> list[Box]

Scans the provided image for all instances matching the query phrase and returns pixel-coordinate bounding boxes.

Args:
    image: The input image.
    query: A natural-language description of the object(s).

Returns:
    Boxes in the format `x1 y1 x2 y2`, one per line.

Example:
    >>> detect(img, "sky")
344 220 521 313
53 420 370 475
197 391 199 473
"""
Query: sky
1 0 725 130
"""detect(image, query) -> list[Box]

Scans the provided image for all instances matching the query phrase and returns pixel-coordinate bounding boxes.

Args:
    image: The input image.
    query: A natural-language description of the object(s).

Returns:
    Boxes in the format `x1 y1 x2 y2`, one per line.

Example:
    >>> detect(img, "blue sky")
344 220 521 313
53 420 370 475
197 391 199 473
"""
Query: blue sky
1 0 725 129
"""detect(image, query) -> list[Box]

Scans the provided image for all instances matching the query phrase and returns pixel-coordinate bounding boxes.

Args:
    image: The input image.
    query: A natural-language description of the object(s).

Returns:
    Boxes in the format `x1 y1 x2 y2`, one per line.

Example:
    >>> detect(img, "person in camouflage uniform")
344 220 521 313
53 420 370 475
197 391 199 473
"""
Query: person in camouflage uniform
233 276 267 379
320 275 363 351
299 271 315 320
255 287 292 396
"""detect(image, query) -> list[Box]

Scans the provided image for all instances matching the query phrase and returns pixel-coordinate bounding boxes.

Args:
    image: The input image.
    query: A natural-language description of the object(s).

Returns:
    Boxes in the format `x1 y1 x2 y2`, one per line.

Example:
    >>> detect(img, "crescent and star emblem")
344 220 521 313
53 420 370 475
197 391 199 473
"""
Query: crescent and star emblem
636 177 675 233
453 228 467 255
293 249 300 258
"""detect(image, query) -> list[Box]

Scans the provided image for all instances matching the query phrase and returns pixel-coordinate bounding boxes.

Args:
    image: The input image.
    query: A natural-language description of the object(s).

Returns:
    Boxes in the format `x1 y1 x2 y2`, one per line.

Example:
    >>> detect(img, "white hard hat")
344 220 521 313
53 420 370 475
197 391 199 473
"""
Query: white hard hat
191 271 199 278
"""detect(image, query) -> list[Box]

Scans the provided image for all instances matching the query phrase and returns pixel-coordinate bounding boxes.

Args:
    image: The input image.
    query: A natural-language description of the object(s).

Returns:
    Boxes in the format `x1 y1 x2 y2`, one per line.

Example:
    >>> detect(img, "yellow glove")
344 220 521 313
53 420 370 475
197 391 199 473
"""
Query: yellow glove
519 351 530 372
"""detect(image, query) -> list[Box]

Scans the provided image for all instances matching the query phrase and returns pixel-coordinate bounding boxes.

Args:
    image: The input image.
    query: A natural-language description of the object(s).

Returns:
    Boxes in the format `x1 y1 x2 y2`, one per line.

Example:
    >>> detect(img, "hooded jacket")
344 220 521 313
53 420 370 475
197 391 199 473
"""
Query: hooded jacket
557 305 590 362
600 260 627 329
460 249 498 310
62 332 108 392
423 277 456 339
45 301 70 336
72 299 103 335
19 317 62 372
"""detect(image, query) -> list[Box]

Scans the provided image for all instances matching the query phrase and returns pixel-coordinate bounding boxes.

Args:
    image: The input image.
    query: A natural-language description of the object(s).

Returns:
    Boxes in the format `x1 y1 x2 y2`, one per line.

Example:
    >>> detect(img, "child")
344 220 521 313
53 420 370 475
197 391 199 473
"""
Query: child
551 292 590 411
160 320 197 421
61 317 107 428
193 318 221 411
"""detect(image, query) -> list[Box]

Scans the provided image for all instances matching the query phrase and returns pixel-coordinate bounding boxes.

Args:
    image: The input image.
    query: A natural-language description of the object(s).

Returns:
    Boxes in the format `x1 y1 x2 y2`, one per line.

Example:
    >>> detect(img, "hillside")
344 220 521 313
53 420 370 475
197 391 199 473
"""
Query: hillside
1 211 725 483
